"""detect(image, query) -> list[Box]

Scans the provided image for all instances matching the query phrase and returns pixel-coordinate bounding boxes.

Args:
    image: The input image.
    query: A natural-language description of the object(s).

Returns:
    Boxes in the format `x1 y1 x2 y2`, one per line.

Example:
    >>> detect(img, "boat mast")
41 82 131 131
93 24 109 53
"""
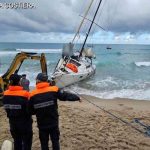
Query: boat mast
72 0 94 43
79 0 103 57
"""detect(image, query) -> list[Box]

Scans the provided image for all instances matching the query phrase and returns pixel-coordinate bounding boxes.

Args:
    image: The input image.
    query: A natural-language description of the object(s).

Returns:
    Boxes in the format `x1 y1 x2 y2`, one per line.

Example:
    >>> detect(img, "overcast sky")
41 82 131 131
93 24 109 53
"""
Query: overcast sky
0 0 150 44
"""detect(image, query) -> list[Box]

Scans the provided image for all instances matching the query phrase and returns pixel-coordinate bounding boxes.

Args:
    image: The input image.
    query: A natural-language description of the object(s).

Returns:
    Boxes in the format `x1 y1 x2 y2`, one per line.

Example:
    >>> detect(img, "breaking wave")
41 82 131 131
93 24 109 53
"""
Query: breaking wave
135 62 150 67
16 49 62 53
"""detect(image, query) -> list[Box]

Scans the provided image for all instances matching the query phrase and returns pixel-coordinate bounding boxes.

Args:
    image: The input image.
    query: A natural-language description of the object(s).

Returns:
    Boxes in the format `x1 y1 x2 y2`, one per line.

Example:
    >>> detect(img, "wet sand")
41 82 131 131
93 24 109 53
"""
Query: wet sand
1 95 150 150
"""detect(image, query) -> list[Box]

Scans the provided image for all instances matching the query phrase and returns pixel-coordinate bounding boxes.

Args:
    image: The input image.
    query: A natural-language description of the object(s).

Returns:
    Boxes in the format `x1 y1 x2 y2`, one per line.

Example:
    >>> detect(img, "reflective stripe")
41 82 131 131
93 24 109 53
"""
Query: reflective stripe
4 104 21 110
34 101 54 109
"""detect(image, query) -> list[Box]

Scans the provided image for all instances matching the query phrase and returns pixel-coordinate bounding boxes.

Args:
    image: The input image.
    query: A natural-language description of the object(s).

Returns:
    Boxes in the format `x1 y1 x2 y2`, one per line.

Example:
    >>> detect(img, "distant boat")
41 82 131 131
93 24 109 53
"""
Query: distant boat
106 46 112 50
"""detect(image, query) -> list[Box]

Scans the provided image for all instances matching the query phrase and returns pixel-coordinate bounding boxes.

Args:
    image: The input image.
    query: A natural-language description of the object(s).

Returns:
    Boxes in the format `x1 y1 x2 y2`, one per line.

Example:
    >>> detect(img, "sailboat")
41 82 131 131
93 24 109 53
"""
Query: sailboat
51 0 103 88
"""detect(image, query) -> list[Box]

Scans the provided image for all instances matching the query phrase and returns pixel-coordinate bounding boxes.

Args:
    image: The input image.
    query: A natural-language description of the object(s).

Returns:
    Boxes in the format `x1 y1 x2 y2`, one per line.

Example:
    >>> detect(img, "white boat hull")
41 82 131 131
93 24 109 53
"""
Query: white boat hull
53 65 96 88
52 47 96 88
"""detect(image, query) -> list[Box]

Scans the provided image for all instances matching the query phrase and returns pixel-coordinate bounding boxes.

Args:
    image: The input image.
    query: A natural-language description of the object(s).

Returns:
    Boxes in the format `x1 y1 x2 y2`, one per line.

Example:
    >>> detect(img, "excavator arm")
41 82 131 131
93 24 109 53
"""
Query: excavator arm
0 52 47 100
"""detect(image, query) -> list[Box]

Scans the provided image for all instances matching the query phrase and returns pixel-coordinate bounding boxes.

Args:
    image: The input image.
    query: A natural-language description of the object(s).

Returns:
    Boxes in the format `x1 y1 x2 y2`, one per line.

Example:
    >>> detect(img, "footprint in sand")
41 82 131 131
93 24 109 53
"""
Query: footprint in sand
125 106 133 110
119 104 133 110
118 103 124 106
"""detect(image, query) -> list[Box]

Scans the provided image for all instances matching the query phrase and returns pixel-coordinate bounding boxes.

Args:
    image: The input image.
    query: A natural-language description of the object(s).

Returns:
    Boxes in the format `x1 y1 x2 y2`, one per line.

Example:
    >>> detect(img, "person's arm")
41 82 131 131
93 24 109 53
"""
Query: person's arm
57 89 80 101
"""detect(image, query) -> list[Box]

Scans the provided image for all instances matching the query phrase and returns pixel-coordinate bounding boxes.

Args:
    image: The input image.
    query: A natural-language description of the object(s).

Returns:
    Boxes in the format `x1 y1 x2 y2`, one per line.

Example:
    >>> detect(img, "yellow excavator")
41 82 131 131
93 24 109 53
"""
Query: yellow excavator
0 52 47 101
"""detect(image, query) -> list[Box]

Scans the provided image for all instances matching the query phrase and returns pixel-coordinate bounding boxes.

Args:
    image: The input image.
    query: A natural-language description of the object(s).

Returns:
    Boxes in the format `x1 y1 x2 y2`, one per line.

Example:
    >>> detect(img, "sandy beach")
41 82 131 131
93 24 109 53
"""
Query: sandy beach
1 95 150 150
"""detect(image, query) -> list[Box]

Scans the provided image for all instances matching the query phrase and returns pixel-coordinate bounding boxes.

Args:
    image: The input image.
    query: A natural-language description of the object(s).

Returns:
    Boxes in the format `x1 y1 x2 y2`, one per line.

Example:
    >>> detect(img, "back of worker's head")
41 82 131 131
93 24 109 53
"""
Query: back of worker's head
22 74 26 79
9 74 21 86
36 73 48 83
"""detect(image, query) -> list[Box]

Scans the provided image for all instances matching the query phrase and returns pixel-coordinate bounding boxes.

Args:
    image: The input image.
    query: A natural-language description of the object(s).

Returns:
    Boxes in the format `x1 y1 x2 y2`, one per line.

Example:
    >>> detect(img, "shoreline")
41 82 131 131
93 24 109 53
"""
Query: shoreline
1 95 150 149
80 94 150 111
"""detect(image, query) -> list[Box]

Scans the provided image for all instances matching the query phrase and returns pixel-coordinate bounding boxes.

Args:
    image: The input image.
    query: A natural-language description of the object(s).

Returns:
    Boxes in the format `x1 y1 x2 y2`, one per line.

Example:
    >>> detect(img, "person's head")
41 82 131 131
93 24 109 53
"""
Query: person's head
36 73 48 84
22 74 26 79
9 74 21 86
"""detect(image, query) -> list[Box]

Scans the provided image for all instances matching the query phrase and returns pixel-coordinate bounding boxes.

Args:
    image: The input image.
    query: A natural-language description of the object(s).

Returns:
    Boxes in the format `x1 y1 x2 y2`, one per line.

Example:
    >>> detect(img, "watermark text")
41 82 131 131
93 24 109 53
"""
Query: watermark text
0 2 36 9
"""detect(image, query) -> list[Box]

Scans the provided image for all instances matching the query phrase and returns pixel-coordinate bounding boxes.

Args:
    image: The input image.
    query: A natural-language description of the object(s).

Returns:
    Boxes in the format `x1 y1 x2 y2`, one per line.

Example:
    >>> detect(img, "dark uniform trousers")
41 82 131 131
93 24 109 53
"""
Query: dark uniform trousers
39 126 60 150
11 130 32 150
9 118 33 150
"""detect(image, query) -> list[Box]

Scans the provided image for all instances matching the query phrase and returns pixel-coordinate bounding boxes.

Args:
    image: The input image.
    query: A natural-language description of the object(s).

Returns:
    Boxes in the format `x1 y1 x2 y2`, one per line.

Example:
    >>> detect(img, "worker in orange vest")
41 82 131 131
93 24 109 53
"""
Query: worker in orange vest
29 73 80 150
2 74 32 150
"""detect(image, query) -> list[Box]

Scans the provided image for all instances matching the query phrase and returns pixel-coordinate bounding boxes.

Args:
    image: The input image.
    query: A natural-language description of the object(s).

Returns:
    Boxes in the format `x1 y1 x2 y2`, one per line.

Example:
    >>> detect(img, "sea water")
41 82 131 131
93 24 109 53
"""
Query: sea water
0 42 150 100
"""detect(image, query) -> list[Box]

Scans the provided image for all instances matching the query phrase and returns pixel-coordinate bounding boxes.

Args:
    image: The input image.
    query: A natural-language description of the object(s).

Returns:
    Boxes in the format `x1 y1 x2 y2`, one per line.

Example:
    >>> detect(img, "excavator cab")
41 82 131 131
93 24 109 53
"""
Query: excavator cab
0 52 47 101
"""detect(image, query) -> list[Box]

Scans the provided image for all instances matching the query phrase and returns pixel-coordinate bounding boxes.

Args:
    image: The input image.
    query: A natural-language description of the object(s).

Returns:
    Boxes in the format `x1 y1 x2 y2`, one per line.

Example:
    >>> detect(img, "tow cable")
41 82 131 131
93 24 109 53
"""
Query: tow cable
133 118 150 136
80 94 150 137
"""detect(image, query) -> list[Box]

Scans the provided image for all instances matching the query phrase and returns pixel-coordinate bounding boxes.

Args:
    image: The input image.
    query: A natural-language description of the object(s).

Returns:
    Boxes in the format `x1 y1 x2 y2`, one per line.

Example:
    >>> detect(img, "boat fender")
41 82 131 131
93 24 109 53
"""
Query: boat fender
66 63 78 73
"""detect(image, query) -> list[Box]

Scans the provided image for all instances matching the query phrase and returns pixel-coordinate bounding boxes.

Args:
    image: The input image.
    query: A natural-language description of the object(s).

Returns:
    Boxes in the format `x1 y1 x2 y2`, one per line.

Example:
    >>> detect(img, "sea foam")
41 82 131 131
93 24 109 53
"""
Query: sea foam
135 61 150 67
0 51 18 55
67 86 150 100
16 49 62 53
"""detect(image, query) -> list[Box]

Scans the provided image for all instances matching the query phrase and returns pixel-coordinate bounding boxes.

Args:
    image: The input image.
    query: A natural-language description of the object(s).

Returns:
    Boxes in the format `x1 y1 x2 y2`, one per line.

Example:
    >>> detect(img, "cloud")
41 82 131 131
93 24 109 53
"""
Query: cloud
0 0 150 43
99 0 150 34
0 0 82 33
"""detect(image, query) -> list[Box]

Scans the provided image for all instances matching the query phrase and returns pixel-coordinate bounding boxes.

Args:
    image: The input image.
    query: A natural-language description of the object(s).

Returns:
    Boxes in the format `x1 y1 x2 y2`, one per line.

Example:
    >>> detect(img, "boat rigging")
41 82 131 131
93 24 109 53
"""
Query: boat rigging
52 0 103 88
